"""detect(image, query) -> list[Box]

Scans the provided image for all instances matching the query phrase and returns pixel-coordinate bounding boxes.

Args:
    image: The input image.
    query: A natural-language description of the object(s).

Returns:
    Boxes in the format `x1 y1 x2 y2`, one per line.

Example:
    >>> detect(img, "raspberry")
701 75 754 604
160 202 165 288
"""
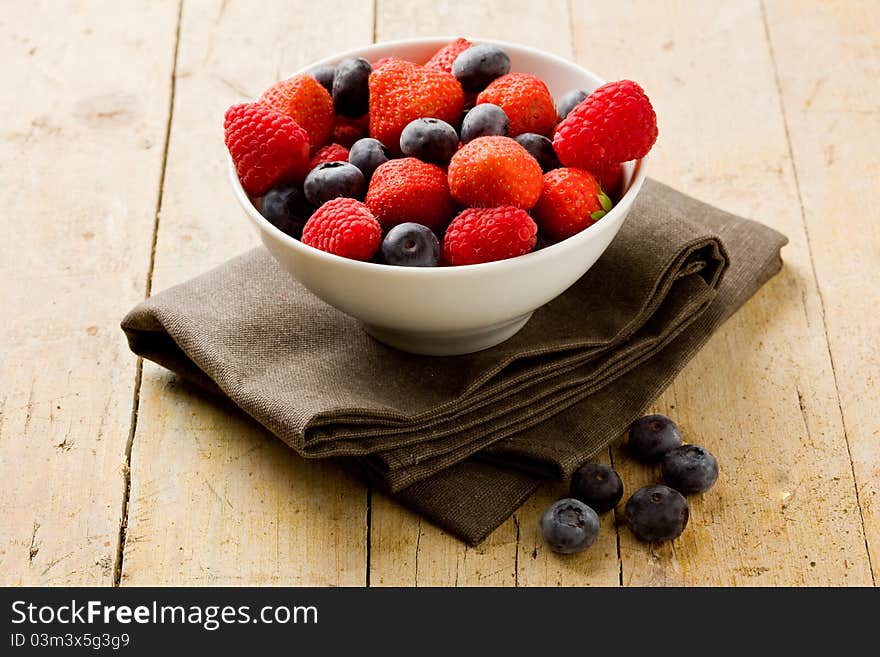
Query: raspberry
477 73 557 137
531 168 612 241
553 79 658 171
447 136 543 209
365 158 456 232
443 206 537 265
369 60 464 153
308 143 350 170
224 102 310 196
301 197 381 261
424 38 472 73
259 74 334 153
332 114 369 148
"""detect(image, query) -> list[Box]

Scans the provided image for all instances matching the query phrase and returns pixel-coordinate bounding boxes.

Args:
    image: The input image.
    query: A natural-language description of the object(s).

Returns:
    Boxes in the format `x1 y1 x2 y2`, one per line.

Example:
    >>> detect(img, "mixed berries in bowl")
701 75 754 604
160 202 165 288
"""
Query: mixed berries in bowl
226 38 656 355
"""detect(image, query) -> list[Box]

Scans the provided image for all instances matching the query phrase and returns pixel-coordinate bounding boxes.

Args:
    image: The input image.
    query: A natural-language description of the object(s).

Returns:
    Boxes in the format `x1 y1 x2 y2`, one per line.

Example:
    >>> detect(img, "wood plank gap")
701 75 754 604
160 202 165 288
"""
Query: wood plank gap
609 447 623 586
565 0 576 70
759 0 875 585
512 514 520 587
365 484 372 586
112 0 185 588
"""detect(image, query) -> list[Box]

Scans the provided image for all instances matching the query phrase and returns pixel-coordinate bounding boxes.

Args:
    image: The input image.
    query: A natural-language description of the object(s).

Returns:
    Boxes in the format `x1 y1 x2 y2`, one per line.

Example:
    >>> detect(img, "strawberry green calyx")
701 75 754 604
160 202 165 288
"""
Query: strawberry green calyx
590 190 613 221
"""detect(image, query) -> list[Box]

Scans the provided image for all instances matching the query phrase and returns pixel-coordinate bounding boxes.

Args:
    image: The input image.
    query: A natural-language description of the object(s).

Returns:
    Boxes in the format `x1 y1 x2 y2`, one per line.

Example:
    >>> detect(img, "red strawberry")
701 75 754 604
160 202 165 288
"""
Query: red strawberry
301 197 381 261
424 38 472 73
309 143 350 170
368 60 464 153
477 73 557 137
332 114 369 148
531 168 612 241
259 74 335 153
553 80 657 171
447 136 543 209
365 158 456 231
224 102 310 196
373 56 413 71
443 206 537 265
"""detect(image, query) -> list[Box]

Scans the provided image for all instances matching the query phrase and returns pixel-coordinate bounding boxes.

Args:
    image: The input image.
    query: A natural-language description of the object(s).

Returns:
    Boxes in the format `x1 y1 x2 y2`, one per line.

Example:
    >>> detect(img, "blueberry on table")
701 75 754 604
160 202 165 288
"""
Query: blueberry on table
461 103 509 142
540 498 600 554
627 414 683 462
514 133 560 172
348 138 390 182
624 485 690 542
399 118 459 165
381 223 440 267
451 43 511 92
557 89 588 121
332 57 371 117
662 445 719 494
570 463 623 514
306 64 335 94
259 184 312 239
303 161 365 206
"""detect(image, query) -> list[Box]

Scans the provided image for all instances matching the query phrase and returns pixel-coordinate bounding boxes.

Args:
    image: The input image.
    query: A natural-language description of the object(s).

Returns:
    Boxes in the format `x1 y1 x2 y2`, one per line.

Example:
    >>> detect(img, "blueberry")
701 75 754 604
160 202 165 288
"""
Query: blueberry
557 89 588 120
570 463 623 514
540 498 600 554
627 414 683 462
662 445 719 494
381 223 440 267
624 485 689 542
399 118 459 165
348 138 390 183
303 161 365 206
332 57 371 117
460 103 509 142
306 64 335 94
451 43 511 92
515 133 561 172
259 184 311 239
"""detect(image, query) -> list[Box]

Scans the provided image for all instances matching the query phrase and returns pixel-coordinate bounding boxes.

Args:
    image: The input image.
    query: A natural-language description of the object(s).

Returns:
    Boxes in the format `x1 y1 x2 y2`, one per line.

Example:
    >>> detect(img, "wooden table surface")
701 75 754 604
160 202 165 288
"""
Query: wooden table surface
1 0 877 587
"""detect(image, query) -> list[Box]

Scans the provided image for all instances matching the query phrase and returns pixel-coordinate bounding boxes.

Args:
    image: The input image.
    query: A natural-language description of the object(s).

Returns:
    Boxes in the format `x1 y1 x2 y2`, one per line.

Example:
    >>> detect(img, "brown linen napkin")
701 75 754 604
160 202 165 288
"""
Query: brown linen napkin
122 179 787 544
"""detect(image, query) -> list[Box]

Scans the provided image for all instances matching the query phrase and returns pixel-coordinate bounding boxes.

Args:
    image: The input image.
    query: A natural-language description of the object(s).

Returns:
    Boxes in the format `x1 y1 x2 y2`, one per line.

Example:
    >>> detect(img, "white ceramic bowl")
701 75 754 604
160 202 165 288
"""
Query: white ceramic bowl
230 37 648 355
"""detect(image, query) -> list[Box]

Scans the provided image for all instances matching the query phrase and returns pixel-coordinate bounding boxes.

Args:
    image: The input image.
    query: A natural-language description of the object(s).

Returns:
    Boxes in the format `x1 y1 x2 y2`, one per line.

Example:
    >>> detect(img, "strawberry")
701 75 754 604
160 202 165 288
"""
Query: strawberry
424 38 472 73
477 73 557 137
447 136 543 209
443 206 537 265
531 168 612 241
368 60 464 153
301 197 381 261
224 102 310 196
308 143 350 170
365 158 457 231
553 79 658 171
259 74 335 153
373 56 413 71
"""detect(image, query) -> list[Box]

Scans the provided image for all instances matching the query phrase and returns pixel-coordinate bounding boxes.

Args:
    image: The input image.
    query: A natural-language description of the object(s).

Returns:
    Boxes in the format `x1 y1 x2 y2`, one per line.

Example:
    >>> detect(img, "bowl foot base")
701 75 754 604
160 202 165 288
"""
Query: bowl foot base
364 313 533 356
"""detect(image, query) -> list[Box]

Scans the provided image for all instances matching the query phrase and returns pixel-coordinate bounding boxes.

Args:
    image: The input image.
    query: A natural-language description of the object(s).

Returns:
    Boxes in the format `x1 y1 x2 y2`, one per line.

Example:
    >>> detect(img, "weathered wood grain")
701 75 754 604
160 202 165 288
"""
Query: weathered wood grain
118 0 374 586
763 0 879 583
0 0 179 585
572 0 873 585
7 0 874 588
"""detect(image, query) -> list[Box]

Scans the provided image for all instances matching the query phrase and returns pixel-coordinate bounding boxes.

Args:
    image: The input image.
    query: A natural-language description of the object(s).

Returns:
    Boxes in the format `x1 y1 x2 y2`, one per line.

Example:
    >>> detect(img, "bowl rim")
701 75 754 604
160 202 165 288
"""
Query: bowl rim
228 36 649 277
